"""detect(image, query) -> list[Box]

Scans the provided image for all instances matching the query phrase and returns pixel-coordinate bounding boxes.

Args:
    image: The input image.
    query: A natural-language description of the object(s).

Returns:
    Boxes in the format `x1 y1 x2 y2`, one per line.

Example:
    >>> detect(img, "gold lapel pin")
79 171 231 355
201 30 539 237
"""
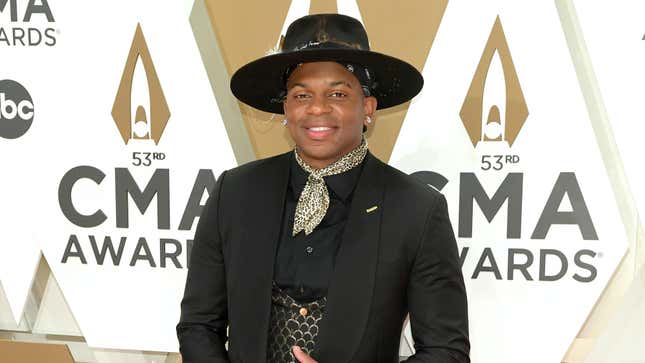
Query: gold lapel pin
366 206 378 213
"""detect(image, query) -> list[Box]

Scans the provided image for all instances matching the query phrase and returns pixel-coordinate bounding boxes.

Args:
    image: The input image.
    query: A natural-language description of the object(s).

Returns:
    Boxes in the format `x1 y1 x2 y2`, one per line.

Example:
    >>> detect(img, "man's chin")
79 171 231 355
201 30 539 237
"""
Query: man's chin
296 147 341 167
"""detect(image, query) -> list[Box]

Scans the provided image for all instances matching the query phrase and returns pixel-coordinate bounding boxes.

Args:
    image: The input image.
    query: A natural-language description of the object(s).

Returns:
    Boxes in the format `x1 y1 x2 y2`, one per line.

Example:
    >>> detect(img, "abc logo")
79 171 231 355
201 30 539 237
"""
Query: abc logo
0 79 34 139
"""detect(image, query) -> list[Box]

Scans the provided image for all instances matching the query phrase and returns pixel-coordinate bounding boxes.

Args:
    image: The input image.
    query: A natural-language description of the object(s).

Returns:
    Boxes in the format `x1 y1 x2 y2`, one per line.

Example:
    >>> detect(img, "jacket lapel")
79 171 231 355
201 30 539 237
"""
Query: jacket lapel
235 152 291 363
314 153 385 362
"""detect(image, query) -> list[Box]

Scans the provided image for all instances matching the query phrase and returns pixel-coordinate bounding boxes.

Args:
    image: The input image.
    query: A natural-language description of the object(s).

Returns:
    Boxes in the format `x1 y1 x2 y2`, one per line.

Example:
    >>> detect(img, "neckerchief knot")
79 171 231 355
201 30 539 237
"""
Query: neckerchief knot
293 138 368 235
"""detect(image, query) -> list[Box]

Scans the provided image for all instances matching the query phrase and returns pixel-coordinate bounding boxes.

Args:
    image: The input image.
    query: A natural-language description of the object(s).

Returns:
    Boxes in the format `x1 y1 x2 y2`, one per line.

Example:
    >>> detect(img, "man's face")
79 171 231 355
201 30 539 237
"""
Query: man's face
283 61 377 169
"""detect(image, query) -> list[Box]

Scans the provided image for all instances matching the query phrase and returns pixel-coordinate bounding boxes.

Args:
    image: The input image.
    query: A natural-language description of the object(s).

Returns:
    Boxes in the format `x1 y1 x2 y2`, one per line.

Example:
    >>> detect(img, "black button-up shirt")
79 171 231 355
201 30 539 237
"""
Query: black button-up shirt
273 154 364 303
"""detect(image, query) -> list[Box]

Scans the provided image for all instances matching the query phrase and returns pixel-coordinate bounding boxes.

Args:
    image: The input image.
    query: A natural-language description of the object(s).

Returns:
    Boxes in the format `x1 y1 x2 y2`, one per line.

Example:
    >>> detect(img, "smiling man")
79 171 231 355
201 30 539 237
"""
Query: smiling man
177 14 470 363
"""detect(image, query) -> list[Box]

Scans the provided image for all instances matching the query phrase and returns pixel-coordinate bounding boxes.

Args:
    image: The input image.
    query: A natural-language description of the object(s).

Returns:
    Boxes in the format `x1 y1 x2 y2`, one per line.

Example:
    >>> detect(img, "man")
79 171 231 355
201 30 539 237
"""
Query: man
177 14 469 363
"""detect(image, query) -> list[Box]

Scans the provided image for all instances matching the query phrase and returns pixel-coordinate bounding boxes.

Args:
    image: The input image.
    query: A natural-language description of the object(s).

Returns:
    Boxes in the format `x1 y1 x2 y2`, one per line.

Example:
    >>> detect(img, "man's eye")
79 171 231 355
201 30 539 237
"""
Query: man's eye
294 94 310 99
330 92 346 98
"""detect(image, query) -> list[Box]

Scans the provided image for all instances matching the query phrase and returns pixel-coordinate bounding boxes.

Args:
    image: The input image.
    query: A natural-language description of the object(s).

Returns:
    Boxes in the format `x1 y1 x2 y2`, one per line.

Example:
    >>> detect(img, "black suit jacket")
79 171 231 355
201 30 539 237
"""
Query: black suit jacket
177 151 469 363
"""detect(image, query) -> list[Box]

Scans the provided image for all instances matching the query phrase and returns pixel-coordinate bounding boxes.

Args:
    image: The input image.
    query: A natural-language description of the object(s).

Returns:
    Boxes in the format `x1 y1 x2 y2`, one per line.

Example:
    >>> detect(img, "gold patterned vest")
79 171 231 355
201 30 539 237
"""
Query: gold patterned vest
266 283 327 363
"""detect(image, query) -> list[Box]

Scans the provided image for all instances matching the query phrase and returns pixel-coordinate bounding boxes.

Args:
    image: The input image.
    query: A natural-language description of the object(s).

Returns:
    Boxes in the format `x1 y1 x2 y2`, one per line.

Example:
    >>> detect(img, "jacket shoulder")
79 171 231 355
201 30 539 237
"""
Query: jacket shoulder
222 151 290 183
375 157 442 205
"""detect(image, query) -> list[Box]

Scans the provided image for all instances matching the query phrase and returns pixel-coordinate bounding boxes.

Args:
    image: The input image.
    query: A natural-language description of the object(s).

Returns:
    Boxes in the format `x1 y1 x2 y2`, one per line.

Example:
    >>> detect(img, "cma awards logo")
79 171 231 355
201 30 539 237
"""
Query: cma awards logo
112 23 170 145
460 16 528 148
415 16 600 283
57 24 214 269
0 0 58 47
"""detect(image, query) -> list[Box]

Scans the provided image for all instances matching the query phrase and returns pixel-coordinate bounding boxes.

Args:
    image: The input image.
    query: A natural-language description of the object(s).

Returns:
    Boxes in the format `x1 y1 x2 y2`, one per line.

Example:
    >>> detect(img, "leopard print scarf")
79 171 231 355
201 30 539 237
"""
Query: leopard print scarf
292 138 368 236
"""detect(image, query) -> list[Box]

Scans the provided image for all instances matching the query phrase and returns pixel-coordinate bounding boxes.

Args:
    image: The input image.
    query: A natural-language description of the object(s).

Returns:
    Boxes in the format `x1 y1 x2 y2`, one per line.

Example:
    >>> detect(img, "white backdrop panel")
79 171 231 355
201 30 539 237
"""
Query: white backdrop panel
0 0 61 326
391 2 627 362
36 0 236 352
574 2 645 234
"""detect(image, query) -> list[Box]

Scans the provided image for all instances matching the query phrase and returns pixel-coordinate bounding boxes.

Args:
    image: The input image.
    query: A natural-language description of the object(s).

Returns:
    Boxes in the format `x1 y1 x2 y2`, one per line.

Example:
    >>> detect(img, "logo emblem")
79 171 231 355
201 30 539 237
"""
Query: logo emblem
460 16 528 147
112 23 170 145
0 79 34 139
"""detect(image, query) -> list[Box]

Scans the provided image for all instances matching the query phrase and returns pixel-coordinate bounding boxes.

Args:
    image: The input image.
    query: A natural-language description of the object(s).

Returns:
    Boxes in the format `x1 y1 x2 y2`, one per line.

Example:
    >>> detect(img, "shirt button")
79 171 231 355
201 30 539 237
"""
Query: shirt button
305 246 313 254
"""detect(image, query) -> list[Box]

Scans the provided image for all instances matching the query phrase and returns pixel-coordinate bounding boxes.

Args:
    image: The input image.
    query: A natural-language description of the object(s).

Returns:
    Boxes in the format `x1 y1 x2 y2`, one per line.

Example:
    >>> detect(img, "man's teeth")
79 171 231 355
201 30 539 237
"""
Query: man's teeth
309 127 332 131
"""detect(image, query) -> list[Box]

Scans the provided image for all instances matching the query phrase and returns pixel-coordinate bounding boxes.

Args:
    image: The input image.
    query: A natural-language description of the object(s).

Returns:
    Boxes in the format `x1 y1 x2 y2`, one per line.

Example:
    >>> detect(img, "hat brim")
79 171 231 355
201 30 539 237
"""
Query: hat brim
230 48 424 114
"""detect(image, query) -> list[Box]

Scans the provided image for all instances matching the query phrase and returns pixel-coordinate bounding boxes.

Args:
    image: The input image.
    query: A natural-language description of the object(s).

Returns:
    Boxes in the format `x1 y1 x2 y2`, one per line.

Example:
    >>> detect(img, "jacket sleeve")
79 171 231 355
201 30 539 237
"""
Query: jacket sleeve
402 193 470 363
176 170 230 363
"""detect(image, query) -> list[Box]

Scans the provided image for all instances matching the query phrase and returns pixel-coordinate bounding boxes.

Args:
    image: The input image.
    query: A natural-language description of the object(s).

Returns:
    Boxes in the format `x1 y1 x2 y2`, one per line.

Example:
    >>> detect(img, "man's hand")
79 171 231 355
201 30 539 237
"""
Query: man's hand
292 346 318 363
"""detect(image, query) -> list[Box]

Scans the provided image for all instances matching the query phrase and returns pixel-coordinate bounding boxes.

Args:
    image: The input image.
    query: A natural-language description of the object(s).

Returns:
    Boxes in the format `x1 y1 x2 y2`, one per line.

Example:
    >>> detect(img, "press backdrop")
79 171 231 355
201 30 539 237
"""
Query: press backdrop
1 1 644 362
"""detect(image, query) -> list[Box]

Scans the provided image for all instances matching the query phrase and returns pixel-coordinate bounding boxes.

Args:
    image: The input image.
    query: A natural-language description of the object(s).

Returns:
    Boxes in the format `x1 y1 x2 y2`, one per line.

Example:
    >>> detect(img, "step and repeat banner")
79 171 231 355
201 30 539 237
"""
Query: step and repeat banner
390 2 628 362
1 0 236 352
0 0 59 327
0 0 638 362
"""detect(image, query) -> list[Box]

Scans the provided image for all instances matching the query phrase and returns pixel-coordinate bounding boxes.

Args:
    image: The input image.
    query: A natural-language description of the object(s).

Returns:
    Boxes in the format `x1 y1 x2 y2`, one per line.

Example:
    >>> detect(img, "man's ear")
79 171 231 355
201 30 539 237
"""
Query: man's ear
363 95 377 116
363 96 377 130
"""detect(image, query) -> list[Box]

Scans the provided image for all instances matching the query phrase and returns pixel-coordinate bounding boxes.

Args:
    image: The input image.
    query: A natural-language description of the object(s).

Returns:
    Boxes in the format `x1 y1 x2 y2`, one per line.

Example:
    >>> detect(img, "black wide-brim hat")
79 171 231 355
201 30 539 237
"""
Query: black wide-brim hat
230 13 424 114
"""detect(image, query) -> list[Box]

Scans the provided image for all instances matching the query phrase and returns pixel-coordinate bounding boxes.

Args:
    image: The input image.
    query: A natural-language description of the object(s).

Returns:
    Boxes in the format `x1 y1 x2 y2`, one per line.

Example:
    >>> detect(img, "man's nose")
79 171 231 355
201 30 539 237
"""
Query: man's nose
306 95 331 115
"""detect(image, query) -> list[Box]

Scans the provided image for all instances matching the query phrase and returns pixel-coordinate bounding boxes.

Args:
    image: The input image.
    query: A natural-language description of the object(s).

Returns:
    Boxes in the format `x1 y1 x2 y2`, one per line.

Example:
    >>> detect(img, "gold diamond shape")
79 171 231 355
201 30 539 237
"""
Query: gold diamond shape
460 16 528 148
112 23 170 145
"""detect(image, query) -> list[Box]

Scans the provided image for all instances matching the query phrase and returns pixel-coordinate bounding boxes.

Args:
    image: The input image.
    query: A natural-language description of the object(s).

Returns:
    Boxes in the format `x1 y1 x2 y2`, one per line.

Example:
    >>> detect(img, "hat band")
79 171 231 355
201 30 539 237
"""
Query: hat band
288 39 367 52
